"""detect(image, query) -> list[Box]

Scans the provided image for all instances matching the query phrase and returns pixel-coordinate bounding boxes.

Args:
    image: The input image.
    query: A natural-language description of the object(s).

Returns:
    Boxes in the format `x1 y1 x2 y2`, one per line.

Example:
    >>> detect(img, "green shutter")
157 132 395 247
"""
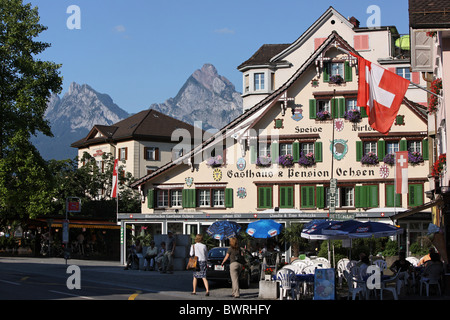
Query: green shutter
323 64 329 82
409 184 423 207
360 106 368 118
344 61 352 82
280 186 294 208
147 189 154 209
182 189 187 208
225 188 233 208
356 141 363 162
355 186 363 208
332 98 339 119
315 141 323 163
339 98 346 118
258 187 272 208
396 115 404 125
309 99 317 119
275 119 283 128
250 144 257 164
316 186 325 209
271 142 279 164
265 187 272 208
183 189 196 208
422 138 429 160
386 185 402 207
258 187 265 208
301 186 315 208
400 139 408 152
293 141 300 162
368 185 379 208
378 140 386 161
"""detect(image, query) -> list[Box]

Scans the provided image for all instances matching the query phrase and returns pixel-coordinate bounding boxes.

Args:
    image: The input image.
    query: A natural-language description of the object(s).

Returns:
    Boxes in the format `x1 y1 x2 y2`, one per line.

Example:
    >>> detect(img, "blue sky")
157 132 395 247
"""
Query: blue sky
28 0 409 115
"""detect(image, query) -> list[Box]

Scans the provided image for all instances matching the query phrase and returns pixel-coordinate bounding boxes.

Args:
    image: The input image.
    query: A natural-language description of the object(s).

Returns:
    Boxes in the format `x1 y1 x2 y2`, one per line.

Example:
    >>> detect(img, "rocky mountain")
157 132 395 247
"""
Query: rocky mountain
150 64 242 130
32 82 129 160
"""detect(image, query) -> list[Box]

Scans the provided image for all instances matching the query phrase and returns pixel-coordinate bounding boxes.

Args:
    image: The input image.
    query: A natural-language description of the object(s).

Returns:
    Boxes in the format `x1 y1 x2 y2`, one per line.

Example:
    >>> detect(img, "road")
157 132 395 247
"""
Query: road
0 257 260 301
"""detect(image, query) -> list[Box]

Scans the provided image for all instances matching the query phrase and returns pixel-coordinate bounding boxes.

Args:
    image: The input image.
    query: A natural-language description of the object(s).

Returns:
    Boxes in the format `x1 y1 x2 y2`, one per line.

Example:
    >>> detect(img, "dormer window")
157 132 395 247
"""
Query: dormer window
254 73 265 91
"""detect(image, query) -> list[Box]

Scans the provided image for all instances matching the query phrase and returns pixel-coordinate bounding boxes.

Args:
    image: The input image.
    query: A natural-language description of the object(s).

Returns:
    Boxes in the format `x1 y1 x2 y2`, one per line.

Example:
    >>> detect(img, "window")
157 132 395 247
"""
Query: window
244 74 249 93
258 186 272 208
254 73 265 91
341 187 354 207
119 147 127 161
213 189 225 207
354 35 369 50
396 67 411 81
346 98 358 112
157 190 169 208
280 143 292 156
171 189 182 207
301 186 315 208
145 147 159 161
330 63 344 77
317 100 330 113
96 160 104 173
199 189 210 207
387 142 399 155
279 186 294 208
258 143 270 157
326 187 340 208
364 141 377 156
385 184 402 207
301 143 314 155
408 141 422 153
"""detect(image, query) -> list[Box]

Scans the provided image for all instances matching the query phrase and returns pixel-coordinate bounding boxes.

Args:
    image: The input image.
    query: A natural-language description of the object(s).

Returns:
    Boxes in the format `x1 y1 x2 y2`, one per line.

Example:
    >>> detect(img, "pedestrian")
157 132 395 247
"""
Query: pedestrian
163 231 176 273
221 237 244 298
190 234 210 296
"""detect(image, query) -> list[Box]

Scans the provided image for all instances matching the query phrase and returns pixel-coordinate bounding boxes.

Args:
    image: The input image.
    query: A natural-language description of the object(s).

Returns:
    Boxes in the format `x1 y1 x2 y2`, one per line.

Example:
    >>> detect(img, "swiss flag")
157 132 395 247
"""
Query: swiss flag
351 53 410 134
111 159 119 198
395 151 409 194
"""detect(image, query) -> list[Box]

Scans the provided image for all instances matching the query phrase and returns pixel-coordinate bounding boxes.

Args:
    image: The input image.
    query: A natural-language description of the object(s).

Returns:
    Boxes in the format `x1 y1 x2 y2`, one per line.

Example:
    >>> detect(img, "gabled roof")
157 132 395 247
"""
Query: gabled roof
71 109 197 148
409 0 450 29
130 31 359 189
237 44 291 71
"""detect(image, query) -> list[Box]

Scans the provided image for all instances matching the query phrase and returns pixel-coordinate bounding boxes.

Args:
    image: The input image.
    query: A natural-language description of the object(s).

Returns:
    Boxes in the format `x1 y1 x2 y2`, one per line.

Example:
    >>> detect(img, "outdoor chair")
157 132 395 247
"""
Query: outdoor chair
420 275 442 297
337 258 350 288
379 271 399 300
373 259 387 272
276 268 298 300
344 270 365 300
406 256 419 267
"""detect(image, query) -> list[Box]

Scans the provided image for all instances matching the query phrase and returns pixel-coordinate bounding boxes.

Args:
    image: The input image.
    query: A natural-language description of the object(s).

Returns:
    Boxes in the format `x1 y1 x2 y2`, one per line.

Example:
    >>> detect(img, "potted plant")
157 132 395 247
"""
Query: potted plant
429 78 442 113
316 110 330 121
408 151 424 165
432 153 446 177
298 152 315 167
361 152 379 165
344 109 361 123
383 153 395 166
256 155 272 167
329 74 344 84
206 155 223 167
264 267 275 281
278 154 294 168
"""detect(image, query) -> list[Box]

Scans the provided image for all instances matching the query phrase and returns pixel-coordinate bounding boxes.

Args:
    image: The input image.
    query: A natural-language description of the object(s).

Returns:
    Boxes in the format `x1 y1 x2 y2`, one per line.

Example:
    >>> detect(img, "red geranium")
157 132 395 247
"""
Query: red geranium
432 153 446 177
429 78 442 113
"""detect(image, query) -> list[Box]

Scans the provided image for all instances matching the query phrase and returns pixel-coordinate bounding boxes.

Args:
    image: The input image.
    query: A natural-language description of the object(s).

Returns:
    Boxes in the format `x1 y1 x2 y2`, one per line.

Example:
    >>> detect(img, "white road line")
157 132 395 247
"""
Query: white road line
48 290 94 300
0 279 21 286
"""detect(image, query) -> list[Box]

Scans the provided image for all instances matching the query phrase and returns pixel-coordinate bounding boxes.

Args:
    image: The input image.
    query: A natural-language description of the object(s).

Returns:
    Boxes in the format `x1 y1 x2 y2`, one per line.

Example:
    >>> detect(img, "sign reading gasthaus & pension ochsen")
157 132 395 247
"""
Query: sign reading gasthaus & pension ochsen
227 167 375 179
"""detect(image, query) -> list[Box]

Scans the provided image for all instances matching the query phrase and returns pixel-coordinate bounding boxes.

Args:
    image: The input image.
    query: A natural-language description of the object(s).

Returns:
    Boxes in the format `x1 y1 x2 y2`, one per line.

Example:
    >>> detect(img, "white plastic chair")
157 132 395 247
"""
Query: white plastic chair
420 275 442 297
337 258 350 288
406 256 419 267
344 270 365 300
276 268 298 300
380 271 399 300
374 259 387 272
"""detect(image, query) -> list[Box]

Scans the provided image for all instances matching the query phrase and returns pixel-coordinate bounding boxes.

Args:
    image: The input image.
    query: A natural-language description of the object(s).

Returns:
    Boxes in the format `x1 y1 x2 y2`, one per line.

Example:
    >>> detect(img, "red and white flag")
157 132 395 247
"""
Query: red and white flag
395 151 409 194
111 159 119 198
351 53 410 134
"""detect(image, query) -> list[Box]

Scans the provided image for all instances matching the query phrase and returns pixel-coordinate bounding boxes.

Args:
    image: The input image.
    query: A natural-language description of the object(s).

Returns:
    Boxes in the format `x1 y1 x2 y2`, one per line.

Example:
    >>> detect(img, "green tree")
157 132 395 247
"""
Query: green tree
280 223 308 258
0 0 62 223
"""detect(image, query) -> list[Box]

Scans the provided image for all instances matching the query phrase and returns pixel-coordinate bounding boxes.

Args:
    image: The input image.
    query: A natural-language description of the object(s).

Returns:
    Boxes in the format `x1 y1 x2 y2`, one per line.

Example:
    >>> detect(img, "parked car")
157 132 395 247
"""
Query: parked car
206 247 261 288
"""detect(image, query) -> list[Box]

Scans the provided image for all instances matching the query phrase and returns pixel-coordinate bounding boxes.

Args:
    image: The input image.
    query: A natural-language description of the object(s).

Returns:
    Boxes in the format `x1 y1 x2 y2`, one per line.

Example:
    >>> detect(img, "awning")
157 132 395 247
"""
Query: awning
390 198 444 220
37 219 121 230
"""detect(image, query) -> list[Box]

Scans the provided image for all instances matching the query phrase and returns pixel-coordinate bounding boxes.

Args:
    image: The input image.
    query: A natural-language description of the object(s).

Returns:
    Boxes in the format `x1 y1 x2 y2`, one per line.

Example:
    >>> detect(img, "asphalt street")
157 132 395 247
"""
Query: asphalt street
0 256 260 301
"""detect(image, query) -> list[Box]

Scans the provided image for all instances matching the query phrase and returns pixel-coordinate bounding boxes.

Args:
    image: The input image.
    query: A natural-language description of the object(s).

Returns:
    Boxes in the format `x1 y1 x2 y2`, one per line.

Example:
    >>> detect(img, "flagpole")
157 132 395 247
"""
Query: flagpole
334 46 443 98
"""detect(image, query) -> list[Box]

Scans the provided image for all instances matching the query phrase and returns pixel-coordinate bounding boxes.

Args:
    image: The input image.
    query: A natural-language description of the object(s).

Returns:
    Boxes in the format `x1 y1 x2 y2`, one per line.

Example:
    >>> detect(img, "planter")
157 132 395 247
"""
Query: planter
265 274 273 281
259 280 279 300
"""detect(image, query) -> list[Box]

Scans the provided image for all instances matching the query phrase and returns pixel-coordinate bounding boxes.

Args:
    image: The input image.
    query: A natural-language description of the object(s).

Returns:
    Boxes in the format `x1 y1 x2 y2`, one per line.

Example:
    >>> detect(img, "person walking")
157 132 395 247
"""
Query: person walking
221 237 243 298
190 234 210 296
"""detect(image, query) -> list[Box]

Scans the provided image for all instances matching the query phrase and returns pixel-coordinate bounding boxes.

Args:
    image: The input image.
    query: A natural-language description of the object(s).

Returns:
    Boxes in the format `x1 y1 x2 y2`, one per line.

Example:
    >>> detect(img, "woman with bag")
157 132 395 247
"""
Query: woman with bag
221 237 244 298
190 234 210 296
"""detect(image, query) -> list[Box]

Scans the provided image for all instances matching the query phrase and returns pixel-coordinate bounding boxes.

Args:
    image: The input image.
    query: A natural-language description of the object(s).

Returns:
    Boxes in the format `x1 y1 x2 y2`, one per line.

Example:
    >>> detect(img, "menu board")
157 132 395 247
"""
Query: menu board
313 268 335 300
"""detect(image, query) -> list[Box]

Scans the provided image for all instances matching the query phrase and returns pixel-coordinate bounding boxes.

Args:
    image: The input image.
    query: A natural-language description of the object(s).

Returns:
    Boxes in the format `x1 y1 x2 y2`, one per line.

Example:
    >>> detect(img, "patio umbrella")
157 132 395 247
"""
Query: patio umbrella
300 220 346 240
323 220 404 239
246 219 282 238
206 220 241 240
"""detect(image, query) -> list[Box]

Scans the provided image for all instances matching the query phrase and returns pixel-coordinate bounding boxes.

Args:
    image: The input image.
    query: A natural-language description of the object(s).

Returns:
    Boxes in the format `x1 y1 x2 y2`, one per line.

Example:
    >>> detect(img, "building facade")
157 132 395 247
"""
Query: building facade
125 25 431 263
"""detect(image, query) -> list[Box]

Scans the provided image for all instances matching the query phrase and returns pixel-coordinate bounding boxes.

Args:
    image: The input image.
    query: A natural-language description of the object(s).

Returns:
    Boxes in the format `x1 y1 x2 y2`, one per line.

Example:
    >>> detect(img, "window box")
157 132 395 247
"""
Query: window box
206 155 223 167
432 154 446 177
256 155 272 167
316 110 331 121
278 154 294 168
343 109 361 123
408 151 424 165
298 152 315 167
329 74 344 85
383 153 395 166
361 152 379 165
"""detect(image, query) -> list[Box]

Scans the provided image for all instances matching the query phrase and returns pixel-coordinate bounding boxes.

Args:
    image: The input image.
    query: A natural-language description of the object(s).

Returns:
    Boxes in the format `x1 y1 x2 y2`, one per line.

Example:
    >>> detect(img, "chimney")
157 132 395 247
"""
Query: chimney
349 16 360 28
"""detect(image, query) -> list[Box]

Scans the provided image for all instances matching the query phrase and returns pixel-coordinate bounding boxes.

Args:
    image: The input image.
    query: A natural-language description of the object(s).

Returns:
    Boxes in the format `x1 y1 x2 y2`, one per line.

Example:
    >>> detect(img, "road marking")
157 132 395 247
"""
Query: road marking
128 290 142 300
0 279 20 286
48 290 94 300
